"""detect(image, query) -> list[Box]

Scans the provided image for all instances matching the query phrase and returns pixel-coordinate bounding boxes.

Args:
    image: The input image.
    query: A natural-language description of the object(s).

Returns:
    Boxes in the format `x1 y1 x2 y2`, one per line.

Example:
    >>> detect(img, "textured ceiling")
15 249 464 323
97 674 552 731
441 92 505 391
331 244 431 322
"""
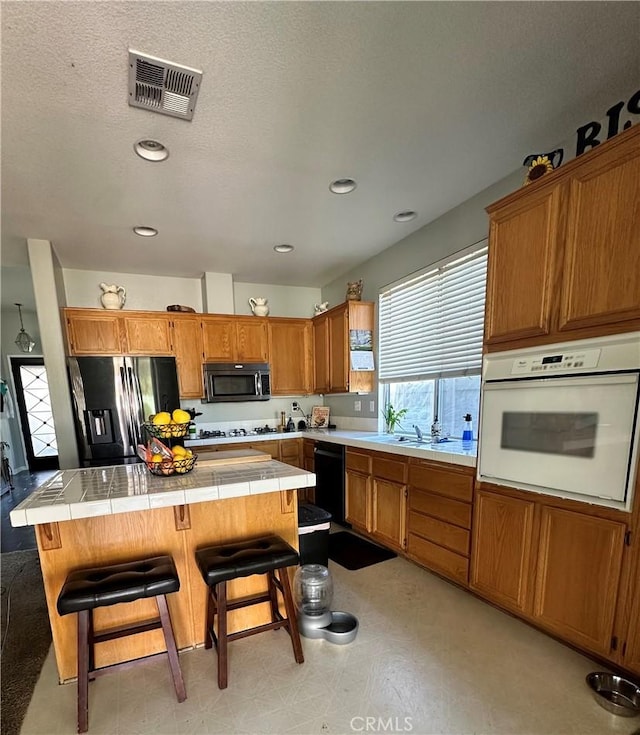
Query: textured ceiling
2 2 639 287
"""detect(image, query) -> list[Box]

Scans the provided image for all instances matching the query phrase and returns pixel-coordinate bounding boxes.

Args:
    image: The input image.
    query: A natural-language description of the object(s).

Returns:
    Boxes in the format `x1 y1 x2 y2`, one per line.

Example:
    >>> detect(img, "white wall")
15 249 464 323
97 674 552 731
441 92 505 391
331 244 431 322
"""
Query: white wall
233 283 322 318
63 269 204 311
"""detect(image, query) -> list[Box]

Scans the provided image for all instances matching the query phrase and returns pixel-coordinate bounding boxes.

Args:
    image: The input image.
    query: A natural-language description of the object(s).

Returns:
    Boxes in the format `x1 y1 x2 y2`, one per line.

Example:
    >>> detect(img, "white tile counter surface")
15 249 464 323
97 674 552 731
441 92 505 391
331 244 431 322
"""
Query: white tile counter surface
187 429 478 467
10 460 316 528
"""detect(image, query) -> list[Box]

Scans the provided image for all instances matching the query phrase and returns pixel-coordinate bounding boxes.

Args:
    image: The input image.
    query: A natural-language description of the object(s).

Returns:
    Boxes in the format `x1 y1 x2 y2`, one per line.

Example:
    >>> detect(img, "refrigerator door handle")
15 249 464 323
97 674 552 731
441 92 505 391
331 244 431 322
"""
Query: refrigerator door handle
119 365 137 453
127 365 145 447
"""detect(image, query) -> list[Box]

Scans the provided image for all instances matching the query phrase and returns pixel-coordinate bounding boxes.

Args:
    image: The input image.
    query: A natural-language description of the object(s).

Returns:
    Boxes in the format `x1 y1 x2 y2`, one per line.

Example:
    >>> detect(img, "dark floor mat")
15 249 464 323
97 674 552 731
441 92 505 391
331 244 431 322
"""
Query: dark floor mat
328 531 397 570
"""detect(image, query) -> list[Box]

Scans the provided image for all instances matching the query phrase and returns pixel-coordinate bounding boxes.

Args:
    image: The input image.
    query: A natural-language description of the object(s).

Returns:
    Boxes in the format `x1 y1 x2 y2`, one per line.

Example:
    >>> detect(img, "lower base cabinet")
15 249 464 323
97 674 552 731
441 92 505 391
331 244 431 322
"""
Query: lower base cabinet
345 450 407 551
407 459 474 585
532 506 626 657
470 490 536 613
471 484 631 663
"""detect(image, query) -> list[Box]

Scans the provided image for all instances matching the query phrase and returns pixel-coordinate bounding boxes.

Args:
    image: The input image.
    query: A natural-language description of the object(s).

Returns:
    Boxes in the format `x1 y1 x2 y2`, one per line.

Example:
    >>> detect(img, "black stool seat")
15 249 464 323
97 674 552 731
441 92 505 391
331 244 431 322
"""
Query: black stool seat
195 535 299 586
57 556 179 616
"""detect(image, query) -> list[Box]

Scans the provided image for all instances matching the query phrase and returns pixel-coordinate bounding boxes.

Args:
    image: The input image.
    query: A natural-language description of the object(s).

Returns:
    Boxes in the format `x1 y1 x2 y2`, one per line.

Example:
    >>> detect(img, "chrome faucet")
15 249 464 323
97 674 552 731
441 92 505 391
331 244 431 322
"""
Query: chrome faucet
413 425 424 442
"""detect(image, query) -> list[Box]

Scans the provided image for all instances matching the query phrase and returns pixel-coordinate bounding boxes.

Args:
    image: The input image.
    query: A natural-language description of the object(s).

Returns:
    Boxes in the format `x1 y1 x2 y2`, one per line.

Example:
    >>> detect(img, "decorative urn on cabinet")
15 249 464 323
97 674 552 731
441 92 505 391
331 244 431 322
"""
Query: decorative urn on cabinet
99 283 126 310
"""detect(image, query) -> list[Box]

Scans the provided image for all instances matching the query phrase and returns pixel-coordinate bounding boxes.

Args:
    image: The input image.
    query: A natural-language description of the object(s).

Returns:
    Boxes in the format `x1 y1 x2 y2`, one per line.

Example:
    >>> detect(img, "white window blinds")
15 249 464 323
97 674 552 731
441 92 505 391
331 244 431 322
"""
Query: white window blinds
378 243 488 383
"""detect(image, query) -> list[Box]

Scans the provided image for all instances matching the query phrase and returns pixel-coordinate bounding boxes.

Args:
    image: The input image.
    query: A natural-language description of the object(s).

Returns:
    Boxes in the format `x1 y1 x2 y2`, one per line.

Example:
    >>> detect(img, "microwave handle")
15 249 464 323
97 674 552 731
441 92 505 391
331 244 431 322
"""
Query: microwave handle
255 372 262 396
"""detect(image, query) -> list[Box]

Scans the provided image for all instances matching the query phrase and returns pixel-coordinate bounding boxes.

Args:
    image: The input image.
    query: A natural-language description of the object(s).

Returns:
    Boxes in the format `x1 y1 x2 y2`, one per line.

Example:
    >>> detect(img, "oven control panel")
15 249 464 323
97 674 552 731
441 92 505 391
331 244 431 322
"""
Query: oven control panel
511 348 601 375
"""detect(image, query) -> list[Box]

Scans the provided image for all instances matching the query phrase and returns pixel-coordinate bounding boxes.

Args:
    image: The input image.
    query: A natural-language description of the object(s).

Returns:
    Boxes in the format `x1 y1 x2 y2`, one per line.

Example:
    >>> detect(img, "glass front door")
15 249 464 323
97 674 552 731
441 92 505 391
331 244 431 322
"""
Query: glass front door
10 357 59 471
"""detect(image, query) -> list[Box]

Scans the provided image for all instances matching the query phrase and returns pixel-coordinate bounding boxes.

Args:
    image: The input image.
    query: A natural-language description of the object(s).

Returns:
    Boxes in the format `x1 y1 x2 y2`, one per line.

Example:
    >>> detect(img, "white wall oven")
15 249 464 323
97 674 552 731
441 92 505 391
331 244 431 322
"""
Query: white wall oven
477 333 640 510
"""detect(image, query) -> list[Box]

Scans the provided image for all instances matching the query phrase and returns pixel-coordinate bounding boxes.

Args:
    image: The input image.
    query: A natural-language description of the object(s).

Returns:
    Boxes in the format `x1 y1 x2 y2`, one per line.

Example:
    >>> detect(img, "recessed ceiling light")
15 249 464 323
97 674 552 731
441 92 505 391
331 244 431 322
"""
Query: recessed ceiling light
393 210 417 222
274 244 294 253
134 139 169 162
133 226 158 237
329 178 357 194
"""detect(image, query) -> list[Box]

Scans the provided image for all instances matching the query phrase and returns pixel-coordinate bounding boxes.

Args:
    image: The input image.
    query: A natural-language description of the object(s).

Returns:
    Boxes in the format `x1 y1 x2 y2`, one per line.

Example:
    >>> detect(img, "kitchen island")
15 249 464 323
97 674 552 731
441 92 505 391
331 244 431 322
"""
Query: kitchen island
10 456 315 683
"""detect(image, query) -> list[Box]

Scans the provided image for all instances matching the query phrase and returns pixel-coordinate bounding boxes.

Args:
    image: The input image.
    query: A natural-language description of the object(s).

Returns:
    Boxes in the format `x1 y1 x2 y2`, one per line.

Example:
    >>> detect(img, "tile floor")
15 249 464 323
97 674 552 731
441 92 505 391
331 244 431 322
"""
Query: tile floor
20 553 639 735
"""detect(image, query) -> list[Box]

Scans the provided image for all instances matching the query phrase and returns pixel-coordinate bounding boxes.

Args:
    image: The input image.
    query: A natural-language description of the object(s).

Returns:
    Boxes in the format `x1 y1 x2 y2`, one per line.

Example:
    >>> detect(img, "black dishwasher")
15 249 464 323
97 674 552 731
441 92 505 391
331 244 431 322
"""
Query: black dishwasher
313 441 346 525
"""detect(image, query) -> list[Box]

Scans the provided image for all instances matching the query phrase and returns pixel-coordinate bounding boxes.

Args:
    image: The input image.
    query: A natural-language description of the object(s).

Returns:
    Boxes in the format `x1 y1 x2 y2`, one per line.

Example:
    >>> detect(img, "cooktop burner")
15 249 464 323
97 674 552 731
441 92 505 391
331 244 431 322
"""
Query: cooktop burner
254 425 278 434
199 430 226 438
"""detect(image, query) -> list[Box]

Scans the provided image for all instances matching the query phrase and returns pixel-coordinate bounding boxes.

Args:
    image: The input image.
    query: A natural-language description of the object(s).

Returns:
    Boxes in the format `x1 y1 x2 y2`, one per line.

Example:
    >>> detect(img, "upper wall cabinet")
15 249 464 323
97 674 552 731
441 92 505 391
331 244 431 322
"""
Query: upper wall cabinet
313 301 375 394
268 318 313 395
64 309 172 355
201 315 268 363
171 315 204 399
484 125 640 351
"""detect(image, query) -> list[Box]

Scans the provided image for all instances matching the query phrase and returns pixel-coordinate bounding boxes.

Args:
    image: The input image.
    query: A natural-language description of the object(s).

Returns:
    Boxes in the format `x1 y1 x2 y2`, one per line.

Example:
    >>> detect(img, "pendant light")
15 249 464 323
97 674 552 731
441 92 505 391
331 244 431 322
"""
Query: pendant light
14 303 36 353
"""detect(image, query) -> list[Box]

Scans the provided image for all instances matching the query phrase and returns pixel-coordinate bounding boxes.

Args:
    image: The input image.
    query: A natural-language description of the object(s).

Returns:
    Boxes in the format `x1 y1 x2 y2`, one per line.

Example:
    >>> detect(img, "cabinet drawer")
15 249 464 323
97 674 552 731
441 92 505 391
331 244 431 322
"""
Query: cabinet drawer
408 511 470 556
407 533 469 585
408 463 473 502
409 489 472 529
372 455 407 483
346 450 371 474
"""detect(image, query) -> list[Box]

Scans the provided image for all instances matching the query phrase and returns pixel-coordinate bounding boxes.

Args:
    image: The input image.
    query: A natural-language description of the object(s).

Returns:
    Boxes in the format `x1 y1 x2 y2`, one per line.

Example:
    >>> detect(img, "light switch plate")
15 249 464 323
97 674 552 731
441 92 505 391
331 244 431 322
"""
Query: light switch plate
369 401 375 412
354 400 361 412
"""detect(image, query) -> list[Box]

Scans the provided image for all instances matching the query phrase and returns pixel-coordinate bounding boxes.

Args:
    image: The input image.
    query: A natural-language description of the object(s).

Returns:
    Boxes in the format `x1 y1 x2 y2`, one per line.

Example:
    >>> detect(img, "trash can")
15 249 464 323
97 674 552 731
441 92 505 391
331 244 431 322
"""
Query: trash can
298 503 332 567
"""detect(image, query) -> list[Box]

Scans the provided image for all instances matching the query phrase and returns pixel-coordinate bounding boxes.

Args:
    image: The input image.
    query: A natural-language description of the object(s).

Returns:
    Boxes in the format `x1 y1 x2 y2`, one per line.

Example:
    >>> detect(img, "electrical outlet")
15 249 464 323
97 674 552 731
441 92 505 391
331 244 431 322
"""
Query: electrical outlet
369 401 375 412
291 401 299 412
354 400 361 412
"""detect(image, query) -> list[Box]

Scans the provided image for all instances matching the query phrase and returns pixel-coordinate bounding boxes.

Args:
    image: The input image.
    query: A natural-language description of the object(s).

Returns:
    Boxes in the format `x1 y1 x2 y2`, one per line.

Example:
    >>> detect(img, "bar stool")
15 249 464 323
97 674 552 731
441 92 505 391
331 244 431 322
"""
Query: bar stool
195 535 304 689
57 555 187 733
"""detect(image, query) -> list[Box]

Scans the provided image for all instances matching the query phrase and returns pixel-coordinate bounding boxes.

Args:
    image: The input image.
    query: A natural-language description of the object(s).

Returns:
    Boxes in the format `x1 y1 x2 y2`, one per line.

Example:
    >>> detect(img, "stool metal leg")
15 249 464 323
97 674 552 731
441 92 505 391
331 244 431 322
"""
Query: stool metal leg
77 610 90 733
278 567 304 664
156 595 187 703
216 581 228 689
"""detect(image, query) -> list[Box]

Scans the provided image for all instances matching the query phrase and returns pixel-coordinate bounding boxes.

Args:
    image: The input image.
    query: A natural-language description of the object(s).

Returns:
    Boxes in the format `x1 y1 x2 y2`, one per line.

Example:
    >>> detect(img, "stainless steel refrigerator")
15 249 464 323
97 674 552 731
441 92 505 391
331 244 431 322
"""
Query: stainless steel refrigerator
68 356 180 467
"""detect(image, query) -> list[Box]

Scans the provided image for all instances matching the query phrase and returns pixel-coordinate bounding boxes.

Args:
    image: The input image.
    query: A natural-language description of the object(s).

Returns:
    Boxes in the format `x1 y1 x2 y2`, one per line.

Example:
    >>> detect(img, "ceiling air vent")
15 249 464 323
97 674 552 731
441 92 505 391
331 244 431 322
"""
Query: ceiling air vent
128 50 202 121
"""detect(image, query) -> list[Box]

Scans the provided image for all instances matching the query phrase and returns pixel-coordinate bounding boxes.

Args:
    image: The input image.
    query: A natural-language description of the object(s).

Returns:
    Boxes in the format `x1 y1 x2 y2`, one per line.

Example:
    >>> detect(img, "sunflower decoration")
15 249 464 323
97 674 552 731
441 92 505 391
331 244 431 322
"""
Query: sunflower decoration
522 148 564 186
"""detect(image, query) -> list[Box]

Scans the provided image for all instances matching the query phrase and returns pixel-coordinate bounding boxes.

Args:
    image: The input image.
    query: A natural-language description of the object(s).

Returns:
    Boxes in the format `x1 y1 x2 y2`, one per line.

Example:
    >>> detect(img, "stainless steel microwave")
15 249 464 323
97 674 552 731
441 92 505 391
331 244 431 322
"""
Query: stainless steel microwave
203 362 270 402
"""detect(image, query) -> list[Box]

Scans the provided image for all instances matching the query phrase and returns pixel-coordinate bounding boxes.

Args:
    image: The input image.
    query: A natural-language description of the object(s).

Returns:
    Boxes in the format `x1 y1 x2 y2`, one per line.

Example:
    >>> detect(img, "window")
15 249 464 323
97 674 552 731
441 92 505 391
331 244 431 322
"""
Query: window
378 242 487 438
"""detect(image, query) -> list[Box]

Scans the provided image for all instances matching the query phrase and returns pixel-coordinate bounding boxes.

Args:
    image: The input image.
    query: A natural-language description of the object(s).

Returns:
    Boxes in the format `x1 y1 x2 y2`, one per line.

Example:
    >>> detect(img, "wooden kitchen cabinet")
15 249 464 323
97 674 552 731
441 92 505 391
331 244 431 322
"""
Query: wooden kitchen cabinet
268 318 313 395
407 459 474 585
64 309 123 354
532 506 626 658
618 547 640 675
312 301 375 394
64 309 173 355
345 449 372 532
484 124 640 351
470 488 537 613
202 316 269 363
171 316 204 398
370 455 407 552
345 450 407 551
122 314 173 355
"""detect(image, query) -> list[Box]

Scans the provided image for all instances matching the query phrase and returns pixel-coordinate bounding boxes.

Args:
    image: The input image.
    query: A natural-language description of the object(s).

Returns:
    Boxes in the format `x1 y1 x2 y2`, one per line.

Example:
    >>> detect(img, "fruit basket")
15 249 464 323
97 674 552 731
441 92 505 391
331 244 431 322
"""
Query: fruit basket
143 421 191 439
146 453 197 476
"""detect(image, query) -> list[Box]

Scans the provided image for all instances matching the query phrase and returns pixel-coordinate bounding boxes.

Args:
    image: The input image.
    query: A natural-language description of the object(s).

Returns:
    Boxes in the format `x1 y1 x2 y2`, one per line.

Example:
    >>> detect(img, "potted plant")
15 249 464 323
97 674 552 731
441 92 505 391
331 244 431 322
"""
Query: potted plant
382 403 407 434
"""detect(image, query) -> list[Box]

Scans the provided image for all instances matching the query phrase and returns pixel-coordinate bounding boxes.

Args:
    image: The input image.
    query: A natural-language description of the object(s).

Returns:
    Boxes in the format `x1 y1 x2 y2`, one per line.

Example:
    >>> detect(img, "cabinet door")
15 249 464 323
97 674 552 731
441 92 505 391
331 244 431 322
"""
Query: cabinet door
123 316 173 355
620 552 640 675
65 312 122 355
280 438 302 468
328 308 348 393
532 506 625 657
236 318 269 362
484 185 562 344
171 317 204 398
371 478 406 551
202 317 236 361
313 315 329 393
470 490 536 613
346 470 370 532
559 143 640 331
269 320 313 395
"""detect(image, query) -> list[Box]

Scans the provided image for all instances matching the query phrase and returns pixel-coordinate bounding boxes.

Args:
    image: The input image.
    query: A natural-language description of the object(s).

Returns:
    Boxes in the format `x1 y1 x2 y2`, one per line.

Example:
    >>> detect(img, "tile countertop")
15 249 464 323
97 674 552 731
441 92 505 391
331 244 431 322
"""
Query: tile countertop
186 429 478 468
10 460 315 528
